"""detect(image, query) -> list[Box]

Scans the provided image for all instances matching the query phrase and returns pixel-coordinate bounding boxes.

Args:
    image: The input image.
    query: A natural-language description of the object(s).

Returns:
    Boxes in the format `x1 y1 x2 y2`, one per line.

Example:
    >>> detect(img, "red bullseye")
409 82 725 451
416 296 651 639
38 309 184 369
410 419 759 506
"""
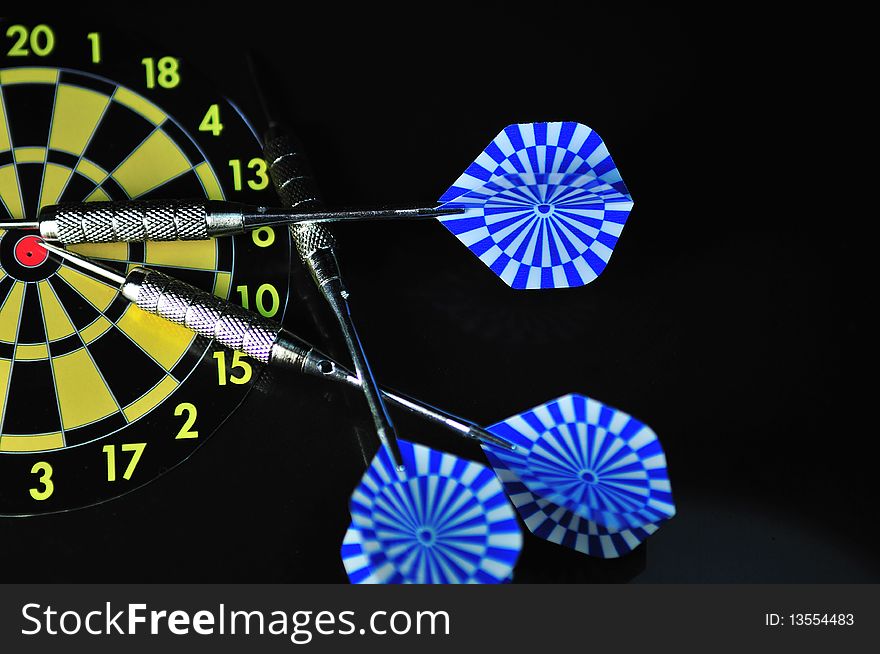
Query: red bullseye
14 234 49 268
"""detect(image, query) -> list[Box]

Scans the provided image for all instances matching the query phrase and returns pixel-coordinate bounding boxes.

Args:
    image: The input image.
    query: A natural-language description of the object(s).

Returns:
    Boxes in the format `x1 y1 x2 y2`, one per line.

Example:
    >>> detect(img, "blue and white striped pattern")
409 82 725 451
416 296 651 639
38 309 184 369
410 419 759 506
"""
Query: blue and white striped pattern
484 394 675 535
345 439 522 584
492 469 659 558
438 122 633 289
342 523 516 582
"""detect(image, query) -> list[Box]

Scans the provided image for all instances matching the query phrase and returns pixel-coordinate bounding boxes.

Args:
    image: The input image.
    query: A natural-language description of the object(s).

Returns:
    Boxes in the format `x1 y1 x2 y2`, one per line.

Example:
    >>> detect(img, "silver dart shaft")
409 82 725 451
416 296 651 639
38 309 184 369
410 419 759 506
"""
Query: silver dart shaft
37 241 515 451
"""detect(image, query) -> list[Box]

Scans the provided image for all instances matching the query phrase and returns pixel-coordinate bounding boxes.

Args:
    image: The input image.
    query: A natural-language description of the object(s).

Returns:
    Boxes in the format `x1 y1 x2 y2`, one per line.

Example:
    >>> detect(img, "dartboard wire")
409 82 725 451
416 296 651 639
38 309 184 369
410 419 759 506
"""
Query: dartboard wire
50 268 191 390
0 83 26 222
0 279 26 437
34 76 61 219
34 281 70 446
46 78 114 208
36 279 126 428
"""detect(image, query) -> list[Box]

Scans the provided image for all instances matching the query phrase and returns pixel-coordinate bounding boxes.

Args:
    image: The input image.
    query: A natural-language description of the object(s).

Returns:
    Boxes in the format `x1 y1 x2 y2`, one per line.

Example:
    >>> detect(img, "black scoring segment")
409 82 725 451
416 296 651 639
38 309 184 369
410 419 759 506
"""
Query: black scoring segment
58 173 100 204
127 242 145 264
15 283 46 345
15 163 44 222
48 333 83 358
47 275 100 330
1 84 54 147
168 336 211 382
103 295 129 323
216 244 233 271
85 326 167 408
46 149 79 170
1 359 62 435
83 103 154 174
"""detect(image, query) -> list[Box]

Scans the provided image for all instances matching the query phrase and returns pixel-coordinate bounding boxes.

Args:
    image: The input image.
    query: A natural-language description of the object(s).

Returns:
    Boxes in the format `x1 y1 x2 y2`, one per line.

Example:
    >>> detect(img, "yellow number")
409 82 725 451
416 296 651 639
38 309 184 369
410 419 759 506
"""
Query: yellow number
213 350 252 386
142 56 180 89
103 444 115 481
229 158 269 191
6 24 55 57
174 402 199 439
103 443 146 481
87 32 101 63
5 25 28 56
29 461 54 500
252 227 275 247
247 158 270 189
255 284 280 317
199 104 224 136
236 283 280 318
213 351 226 385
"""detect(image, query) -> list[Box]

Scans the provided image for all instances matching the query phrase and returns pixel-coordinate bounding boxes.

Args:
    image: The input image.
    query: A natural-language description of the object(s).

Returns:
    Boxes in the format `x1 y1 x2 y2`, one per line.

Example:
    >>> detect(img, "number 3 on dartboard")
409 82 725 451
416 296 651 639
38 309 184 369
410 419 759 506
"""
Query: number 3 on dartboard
29 462 54 501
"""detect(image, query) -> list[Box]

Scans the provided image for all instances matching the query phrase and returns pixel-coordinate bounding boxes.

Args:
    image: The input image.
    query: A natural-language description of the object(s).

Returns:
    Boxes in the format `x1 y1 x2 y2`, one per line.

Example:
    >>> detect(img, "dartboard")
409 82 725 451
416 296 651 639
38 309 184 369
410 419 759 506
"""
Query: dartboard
0 20 293 515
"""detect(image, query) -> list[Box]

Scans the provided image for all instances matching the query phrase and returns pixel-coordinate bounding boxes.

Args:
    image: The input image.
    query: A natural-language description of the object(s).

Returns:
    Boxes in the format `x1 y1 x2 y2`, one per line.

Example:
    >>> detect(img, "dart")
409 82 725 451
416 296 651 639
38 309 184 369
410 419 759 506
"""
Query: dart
2 122 633 290
247 55 407 470
342 438 522 584
0 202 459 242
36 240 515 452
482 393 676 557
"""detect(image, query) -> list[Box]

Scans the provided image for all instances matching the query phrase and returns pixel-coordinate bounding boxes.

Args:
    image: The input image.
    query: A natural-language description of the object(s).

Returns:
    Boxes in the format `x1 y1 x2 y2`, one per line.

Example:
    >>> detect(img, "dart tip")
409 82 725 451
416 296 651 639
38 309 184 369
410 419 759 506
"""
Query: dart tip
34 239 64 256
468 426 517 451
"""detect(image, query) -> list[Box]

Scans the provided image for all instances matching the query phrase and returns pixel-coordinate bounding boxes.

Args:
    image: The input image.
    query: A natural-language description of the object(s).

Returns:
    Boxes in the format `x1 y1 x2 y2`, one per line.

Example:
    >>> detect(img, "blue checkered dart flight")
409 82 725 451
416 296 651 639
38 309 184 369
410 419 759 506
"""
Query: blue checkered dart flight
438 122 634 289
342 523 515 584
482 394 675 558
343 439 522 584
7 123 632 292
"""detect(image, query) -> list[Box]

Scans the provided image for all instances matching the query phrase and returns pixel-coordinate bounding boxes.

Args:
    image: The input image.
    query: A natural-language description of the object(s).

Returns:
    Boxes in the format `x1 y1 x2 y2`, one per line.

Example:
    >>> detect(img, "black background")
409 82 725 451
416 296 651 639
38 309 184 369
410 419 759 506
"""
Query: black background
1 6 874 582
